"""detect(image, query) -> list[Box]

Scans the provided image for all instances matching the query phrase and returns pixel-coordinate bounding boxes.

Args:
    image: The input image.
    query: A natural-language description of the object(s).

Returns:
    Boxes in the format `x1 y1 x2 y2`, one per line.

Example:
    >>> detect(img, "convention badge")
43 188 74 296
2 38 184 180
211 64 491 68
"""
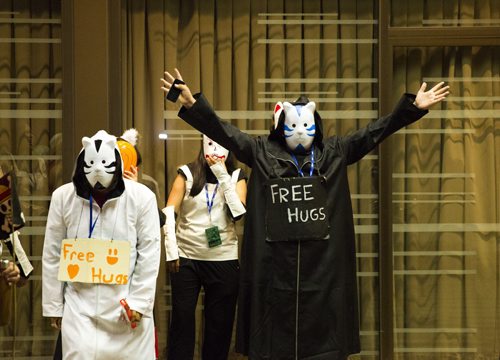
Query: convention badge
58 238 130 285
205 226 222 247
265 176 329 242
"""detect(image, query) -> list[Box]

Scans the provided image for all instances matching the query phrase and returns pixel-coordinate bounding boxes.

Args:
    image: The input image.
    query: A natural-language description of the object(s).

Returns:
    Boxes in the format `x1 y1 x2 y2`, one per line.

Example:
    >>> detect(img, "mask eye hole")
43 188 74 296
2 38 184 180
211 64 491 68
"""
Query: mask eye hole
304 123 307 127
102 160 106 164
208 141 213 146
292 124 296 128
90 160 94 165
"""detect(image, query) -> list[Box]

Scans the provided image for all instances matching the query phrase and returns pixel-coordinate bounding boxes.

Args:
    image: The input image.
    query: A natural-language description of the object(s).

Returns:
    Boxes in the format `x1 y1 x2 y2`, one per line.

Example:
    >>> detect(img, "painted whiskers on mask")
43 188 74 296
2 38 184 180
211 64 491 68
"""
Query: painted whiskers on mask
277 101 317 154
81 130 118 189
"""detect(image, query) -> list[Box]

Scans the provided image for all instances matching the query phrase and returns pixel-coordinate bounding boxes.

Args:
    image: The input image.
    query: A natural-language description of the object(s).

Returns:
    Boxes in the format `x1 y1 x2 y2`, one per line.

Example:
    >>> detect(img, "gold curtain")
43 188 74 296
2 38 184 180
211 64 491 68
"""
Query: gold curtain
123 1 378 358
0 0 62 357
1 0 497 359
391 1 500 359
392 46 500 360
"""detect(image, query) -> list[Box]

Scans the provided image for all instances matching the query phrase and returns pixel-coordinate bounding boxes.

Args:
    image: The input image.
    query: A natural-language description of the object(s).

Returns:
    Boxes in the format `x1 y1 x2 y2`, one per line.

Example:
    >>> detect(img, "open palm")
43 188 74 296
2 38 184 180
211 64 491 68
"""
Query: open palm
414 82 450 109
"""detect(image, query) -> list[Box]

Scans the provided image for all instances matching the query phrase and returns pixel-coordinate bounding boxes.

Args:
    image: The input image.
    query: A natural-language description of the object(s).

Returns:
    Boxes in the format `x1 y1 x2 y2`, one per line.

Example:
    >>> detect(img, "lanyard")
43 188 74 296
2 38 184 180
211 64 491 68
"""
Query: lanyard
204 183 219 215
88 195 100 238
290 146 315 177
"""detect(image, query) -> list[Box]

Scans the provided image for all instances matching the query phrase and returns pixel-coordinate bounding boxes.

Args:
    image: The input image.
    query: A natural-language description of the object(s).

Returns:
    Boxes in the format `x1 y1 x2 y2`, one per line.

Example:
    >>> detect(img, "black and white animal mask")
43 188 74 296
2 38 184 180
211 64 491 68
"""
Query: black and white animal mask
81 130 118 189
271 96 323 154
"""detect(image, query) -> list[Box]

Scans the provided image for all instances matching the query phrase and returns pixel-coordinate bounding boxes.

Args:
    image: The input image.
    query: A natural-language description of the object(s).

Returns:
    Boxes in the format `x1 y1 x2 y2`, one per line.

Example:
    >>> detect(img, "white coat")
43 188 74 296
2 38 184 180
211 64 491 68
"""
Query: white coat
42 179 161 359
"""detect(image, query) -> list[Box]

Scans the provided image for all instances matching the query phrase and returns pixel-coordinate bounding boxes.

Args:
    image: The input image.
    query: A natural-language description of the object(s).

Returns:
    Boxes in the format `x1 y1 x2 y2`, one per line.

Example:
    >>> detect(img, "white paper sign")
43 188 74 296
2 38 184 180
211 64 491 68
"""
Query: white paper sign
57 238 130 284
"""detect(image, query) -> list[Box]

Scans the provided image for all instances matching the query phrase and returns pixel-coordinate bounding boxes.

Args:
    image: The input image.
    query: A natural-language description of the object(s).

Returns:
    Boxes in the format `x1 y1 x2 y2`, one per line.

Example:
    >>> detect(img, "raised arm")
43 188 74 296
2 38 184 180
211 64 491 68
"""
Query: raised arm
341 82 450 165
161 69 256 166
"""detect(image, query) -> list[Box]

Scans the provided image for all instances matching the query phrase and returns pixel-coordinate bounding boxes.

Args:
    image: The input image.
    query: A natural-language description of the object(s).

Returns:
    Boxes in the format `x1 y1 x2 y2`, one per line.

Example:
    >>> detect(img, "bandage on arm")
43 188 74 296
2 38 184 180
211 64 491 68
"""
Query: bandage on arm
162 206 179 261
209 162 246 218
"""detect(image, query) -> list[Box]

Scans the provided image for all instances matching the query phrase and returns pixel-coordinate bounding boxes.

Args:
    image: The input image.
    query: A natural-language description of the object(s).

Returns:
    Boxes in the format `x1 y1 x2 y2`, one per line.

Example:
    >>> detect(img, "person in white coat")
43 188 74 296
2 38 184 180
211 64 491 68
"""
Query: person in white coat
42 130 161 359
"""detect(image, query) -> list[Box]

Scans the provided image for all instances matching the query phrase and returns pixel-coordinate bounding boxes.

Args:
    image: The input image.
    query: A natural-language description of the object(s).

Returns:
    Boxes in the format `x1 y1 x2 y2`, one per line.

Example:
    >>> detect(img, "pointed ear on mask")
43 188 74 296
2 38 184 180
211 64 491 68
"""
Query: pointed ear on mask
105 136 115 148
282 102 296 120
273 102 283 129
283 102 295 112
82 137 91 148
303 101 316 114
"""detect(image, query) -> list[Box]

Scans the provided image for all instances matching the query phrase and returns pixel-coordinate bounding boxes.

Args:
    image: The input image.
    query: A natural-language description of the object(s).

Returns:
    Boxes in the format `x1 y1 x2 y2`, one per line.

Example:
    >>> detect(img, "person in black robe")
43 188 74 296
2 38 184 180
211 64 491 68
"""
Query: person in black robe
161 69 449 360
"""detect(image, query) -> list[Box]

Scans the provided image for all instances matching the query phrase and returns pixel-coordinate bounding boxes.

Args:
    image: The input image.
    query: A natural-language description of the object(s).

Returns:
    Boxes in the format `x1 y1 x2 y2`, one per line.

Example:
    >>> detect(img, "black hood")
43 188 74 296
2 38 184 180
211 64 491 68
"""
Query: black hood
71 148 125 200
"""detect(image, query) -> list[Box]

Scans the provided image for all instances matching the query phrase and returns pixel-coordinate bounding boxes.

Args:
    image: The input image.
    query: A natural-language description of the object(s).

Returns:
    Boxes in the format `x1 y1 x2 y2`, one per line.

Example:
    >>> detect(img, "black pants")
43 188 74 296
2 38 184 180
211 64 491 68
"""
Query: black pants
167 258 239 360
53 331 62 360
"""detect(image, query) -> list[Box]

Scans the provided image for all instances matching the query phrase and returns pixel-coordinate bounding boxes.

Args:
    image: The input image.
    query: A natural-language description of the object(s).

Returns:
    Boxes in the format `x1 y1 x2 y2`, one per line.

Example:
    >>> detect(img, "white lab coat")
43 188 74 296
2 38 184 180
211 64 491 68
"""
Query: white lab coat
42 179 161 359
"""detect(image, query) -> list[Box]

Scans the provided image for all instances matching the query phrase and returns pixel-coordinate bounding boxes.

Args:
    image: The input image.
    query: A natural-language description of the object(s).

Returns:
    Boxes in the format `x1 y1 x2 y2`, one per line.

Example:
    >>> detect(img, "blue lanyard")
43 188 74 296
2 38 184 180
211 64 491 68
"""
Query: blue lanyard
290 146 315 177
204 183 219 215
89 195 100 238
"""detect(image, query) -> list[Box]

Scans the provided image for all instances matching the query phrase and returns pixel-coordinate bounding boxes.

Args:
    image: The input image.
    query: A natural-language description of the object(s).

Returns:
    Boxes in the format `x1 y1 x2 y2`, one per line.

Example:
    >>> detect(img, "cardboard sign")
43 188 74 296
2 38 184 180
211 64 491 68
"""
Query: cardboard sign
265 176 329 242
58 238 130 285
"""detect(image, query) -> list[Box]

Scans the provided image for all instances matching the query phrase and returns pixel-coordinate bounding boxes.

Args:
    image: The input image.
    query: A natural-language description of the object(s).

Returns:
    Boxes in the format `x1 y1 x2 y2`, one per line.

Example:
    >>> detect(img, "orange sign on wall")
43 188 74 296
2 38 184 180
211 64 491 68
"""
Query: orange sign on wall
57 239 131 284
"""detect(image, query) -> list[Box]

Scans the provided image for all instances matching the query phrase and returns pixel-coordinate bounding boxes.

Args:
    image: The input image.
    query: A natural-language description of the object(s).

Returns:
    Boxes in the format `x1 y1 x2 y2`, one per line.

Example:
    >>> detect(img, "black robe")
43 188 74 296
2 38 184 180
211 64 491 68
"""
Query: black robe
179 93 427 360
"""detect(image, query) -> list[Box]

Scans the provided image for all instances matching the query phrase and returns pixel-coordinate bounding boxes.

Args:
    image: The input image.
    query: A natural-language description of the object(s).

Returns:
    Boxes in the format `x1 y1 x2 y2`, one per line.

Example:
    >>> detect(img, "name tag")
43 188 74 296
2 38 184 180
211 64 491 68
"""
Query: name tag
265 176 329 242
57 238 130 285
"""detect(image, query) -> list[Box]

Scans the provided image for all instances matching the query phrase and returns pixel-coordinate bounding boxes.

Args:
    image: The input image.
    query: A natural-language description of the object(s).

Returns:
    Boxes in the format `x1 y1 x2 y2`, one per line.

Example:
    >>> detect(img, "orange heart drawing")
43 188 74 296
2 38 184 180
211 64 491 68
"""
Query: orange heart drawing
67 264 80 279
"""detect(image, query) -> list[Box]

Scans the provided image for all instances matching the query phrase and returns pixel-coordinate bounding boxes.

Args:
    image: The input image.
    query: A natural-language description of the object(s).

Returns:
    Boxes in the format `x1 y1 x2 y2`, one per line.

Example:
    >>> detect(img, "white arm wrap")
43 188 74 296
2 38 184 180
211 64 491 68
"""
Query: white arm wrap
210 162 246 218
162 206 179 261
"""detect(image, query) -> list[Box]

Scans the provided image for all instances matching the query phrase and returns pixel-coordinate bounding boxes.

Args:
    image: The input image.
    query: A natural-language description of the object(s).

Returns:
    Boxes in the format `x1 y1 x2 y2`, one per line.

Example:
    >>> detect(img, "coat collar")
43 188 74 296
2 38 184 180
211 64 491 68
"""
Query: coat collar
265 138 324 164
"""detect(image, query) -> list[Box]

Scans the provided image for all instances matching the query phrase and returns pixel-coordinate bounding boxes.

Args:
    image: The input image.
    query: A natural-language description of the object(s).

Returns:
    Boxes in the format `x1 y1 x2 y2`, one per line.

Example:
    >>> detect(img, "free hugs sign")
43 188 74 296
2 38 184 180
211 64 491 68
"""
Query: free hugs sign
265 176 329 242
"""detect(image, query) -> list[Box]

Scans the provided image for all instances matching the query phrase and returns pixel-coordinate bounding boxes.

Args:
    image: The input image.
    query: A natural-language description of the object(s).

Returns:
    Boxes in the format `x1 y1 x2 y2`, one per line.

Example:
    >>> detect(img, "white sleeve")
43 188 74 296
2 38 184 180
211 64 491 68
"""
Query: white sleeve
42 188 66 317
127 190 161 316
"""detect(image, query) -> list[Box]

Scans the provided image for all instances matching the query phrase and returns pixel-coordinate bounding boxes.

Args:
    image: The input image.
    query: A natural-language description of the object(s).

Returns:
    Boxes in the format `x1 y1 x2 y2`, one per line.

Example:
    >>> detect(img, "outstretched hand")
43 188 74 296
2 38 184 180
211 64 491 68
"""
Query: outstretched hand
161 68 196 109
414 82 450 110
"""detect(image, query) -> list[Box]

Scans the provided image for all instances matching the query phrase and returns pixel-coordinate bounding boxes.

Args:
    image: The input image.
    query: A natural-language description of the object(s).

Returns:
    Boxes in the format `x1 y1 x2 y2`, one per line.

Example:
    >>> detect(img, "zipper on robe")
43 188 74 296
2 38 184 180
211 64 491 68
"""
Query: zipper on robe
295 241 301 360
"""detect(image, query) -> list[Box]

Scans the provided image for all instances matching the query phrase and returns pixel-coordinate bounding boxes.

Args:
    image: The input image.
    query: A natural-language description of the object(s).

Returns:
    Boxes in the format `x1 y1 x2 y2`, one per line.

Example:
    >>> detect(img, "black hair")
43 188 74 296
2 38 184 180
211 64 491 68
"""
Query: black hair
189 144 237 197
268 95 324 149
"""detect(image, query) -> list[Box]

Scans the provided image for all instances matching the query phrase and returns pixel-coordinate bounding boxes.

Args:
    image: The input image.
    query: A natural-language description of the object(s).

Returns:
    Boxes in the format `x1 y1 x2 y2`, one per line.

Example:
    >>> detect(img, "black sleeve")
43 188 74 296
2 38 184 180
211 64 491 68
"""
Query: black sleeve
237 168 248 182
158 208 166 227
339 93 428 165
177 165 190 180
178 93 257 167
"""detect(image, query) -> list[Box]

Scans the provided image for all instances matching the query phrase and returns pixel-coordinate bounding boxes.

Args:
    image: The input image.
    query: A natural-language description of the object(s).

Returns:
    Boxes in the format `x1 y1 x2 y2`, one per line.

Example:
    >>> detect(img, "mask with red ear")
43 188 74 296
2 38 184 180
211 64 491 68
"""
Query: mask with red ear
274 102 283 129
